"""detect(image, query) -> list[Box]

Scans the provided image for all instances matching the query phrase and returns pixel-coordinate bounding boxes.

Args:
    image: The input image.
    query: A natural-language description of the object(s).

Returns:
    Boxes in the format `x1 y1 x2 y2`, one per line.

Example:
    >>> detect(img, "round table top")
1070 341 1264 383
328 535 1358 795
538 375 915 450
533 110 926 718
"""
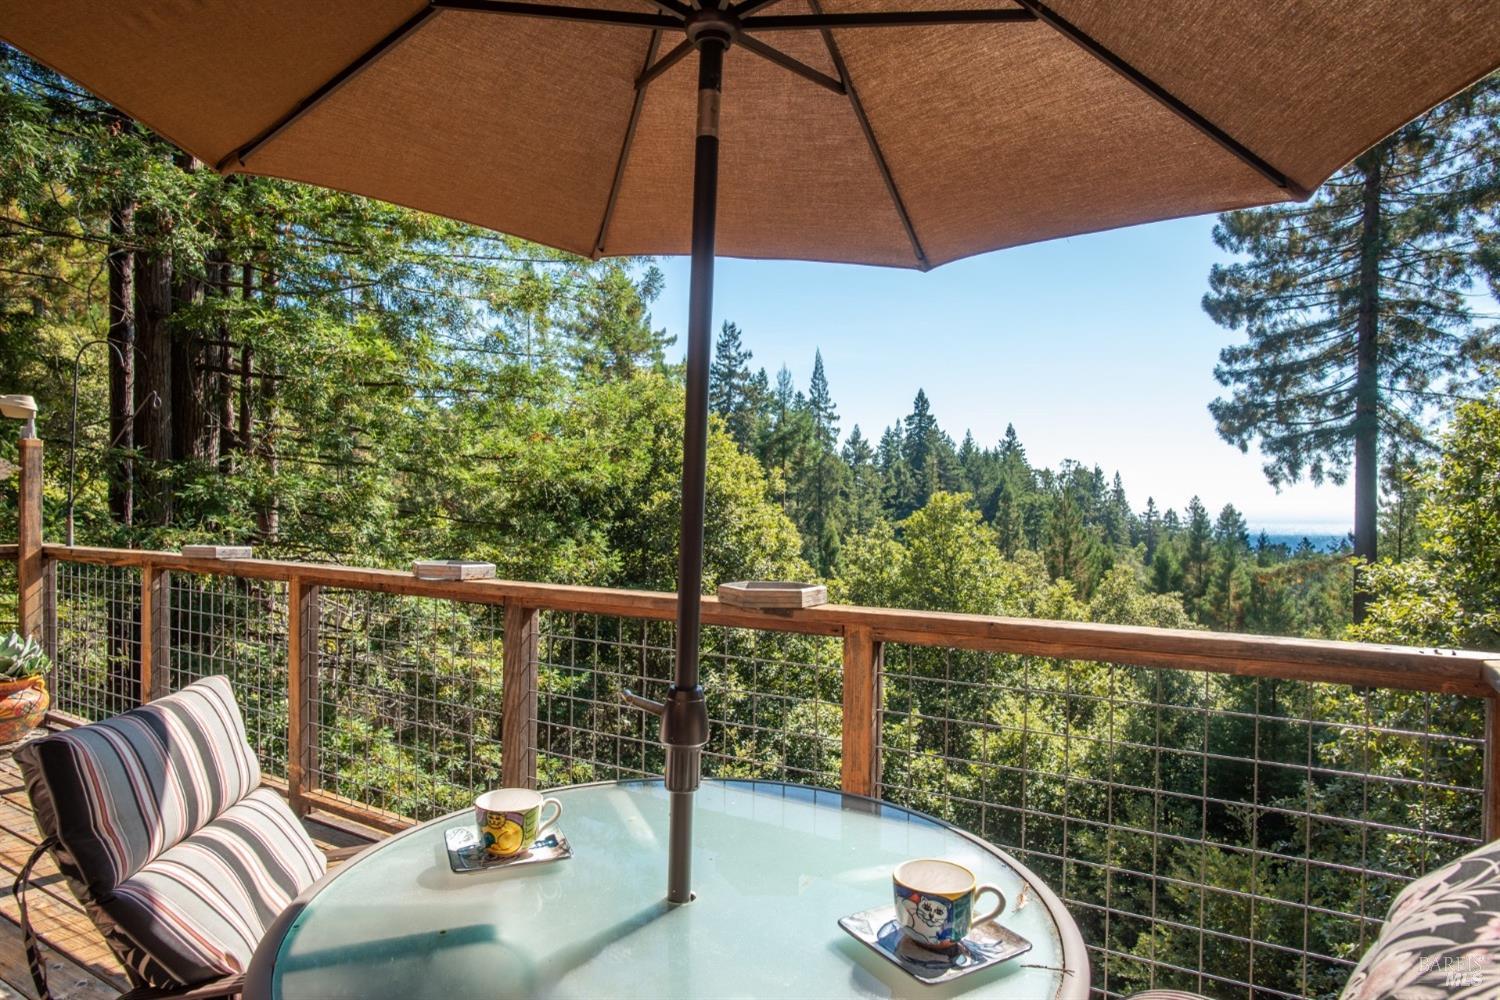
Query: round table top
249 779 1089 999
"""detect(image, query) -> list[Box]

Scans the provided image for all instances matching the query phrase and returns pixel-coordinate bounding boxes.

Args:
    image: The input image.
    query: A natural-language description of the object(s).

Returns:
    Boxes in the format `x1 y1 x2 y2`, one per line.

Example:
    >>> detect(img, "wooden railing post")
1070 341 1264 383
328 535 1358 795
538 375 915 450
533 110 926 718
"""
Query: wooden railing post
502 604 540 789
138 564 171 703
16 438 44 642
1485 664 1500 841
287 578 320 816
841 625 883 798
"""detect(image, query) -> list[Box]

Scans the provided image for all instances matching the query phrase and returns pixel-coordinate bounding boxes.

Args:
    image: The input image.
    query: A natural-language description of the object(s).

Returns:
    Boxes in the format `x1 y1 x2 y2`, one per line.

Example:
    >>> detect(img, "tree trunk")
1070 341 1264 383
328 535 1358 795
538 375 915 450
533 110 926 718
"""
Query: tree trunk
256 265 280 542
134 242 173 524
168 155 218 466
215 253 235 471
169 268 211 463
106 201 135 528
1352 148 1384 622
238 264 254 455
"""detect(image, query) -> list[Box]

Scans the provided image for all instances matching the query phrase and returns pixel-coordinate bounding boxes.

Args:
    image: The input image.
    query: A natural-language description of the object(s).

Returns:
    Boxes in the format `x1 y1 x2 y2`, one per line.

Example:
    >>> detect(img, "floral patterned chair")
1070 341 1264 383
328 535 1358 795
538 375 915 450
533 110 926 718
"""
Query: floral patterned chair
1129 837 1500 1000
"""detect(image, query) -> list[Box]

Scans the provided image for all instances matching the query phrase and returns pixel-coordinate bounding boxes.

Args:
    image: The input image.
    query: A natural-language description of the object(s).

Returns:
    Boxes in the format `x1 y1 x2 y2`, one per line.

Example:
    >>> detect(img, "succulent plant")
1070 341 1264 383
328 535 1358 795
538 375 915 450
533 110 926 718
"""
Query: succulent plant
0 632 48 682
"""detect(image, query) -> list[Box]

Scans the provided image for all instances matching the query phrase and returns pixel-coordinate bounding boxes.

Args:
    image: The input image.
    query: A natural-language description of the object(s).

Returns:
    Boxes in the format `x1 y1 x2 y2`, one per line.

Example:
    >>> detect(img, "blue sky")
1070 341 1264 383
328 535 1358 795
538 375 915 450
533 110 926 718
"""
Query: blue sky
652 214 1354 534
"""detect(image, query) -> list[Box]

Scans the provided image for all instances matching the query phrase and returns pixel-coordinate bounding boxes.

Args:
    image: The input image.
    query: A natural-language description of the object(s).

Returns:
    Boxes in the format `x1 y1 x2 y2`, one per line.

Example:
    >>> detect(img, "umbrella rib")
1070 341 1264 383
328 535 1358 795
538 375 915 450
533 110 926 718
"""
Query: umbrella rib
729 0 786 16
808 3 929 269
216 6 440 171
1013 0 1311 199
637 39 695 90
737 35 845 95
430 0 680 29
744 9 1035 30
644 0 693 16
595 30 663 258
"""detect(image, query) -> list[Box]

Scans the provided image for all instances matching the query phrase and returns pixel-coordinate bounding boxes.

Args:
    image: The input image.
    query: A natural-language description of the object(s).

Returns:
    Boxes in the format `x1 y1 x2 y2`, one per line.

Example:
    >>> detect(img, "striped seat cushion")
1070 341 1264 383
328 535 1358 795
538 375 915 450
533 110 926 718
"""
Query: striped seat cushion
102 787 326 986
16 675 261 898
15 675 323 988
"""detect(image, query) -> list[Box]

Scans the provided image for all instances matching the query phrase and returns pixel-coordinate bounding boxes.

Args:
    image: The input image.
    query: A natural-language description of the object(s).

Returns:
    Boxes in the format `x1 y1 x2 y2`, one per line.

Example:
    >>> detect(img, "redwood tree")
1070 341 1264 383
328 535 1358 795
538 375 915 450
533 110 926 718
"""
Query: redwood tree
1203 75 1498 619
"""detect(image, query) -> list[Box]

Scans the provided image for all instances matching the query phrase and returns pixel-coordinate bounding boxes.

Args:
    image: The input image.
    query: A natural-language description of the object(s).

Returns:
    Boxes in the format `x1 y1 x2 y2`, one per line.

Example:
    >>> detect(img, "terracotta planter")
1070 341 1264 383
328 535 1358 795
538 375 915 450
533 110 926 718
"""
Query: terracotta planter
0 675 49 744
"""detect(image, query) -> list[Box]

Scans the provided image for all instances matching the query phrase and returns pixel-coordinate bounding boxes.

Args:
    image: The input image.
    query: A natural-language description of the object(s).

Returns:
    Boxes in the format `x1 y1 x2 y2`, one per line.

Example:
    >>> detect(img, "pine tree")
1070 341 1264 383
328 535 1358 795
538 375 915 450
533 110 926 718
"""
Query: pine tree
806 350 837 448
902 388 939 504
1208 504 1252 627
1214 504 1250 553
957 431 984 497
758 366 805 505
1141 497 1162 560
796 351 847 573
709 320 757 449
564 262 673 380
1182 496 1214 615
901 389 958 513
877 424 914 520
1103 472 1133 547
1204 77 1498 618
841 426 882 537
1045 484 1101 594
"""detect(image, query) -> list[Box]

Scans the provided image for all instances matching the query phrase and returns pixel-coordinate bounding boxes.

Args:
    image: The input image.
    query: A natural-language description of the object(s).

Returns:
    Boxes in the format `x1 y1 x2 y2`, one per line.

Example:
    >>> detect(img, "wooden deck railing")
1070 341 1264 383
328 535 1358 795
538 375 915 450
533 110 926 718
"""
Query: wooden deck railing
25 542 1500 821
8 425 1500 823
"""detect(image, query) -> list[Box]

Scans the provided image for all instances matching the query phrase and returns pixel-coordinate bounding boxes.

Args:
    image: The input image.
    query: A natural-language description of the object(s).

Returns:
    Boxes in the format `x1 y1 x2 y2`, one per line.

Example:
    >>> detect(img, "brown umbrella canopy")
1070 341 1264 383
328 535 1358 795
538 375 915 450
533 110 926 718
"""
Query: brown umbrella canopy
5 0 1498 270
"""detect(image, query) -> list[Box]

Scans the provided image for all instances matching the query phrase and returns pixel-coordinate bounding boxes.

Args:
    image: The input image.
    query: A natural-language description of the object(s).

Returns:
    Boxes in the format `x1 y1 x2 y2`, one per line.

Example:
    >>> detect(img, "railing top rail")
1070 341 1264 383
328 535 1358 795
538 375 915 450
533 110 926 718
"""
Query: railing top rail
38 543 1500 696
0 543 16 559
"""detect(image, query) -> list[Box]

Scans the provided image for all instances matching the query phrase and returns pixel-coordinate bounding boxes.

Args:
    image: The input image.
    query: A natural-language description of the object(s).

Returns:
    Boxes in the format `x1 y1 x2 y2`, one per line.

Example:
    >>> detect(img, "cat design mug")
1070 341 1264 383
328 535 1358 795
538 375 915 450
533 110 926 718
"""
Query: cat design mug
892 858 1005 951
474 788 562 858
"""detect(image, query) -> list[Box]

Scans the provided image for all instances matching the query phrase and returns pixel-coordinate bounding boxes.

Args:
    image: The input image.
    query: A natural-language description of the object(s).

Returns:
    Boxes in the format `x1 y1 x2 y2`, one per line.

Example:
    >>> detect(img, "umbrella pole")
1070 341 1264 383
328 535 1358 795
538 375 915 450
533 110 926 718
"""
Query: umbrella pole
664 32 726 906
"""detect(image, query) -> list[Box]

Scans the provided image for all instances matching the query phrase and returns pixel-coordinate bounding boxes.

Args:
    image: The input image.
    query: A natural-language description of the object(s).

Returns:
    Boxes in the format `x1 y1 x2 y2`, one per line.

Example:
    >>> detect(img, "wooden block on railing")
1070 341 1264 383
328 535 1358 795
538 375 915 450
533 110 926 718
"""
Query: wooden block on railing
139 566 171 703
841 625 883 798
502 605 541 790
288 579 321 816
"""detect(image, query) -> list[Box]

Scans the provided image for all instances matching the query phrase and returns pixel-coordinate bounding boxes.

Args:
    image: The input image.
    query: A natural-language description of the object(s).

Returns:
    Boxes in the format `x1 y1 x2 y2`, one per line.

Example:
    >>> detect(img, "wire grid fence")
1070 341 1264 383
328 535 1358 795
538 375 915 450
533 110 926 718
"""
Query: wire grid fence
311 589 507 822
35 560 1490 997
167 573 290 777
534 613 844 790
0 555 16 636
876 644 1486 1000
51 561 141 721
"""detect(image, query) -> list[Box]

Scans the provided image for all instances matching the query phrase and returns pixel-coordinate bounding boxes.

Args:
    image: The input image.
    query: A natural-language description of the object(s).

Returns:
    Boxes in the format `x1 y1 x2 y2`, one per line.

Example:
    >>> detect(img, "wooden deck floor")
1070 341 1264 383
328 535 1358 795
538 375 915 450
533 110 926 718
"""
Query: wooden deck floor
0 736 382 999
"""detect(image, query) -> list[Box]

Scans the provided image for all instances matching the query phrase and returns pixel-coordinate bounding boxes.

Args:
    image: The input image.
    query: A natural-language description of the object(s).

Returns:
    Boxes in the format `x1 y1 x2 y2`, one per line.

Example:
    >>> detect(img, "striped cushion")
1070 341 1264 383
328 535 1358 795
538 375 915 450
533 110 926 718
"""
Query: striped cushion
15 675 322 988
16 675 261 898
102 787 326 986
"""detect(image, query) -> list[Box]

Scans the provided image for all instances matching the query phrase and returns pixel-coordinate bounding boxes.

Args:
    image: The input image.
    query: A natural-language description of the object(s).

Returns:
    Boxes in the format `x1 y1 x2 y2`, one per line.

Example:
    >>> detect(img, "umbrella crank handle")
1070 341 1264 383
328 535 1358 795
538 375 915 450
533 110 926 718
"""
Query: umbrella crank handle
621 689 665 716
623 686 708 793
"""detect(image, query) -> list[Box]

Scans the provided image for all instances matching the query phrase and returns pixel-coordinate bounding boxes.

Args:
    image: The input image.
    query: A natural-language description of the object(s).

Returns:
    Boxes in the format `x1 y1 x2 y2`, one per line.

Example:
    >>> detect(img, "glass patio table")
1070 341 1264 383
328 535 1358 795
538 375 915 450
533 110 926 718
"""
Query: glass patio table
246 779 1089 999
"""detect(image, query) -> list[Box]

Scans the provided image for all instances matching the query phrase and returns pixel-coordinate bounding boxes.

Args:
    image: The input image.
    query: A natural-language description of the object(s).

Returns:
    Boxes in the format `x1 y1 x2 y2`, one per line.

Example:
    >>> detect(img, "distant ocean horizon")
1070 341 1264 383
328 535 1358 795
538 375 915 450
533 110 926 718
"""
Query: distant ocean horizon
1249 530 1350 552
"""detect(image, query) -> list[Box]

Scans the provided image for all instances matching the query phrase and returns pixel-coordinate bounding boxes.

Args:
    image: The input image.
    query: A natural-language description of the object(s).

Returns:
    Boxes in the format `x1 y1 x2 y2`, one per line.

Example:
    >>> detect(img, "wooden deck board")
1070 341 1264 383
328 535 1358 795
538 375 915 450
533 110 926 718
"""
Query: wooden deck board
0 736 380 998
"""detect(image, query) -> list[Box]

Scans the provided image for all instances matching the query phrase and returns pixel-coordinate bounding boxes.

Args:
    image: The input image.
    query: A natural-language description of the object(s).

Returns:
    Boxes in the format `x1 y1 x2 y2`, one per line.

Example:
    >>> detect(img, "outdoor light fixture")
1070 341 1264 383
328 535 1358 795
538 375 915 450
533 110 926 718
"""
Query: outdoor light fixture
0 395 37 439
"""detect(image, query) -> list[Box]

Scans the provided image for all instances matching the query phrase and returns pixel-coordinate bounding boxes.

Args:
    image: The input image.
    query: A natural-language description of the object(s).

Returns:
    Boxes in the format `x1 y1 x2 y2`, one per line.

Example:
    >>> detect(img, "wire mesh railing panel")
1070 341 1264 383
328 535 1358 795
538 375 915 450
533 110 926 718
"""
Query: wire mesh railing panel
52 561 140 721
534 614 843 790
167 573 289 778
312 589 506 822
876 645 1487 1000
0 556 17 636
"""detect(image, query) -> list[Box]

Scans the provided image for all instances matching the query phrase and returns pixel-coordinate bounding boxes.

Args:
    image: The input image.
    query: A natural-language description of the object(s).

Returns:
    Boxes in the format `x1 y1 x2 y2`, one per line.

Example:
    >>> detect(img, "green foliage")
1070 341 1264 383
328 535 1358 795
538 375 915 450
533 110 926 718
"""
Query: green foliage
1353 387 1500 649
